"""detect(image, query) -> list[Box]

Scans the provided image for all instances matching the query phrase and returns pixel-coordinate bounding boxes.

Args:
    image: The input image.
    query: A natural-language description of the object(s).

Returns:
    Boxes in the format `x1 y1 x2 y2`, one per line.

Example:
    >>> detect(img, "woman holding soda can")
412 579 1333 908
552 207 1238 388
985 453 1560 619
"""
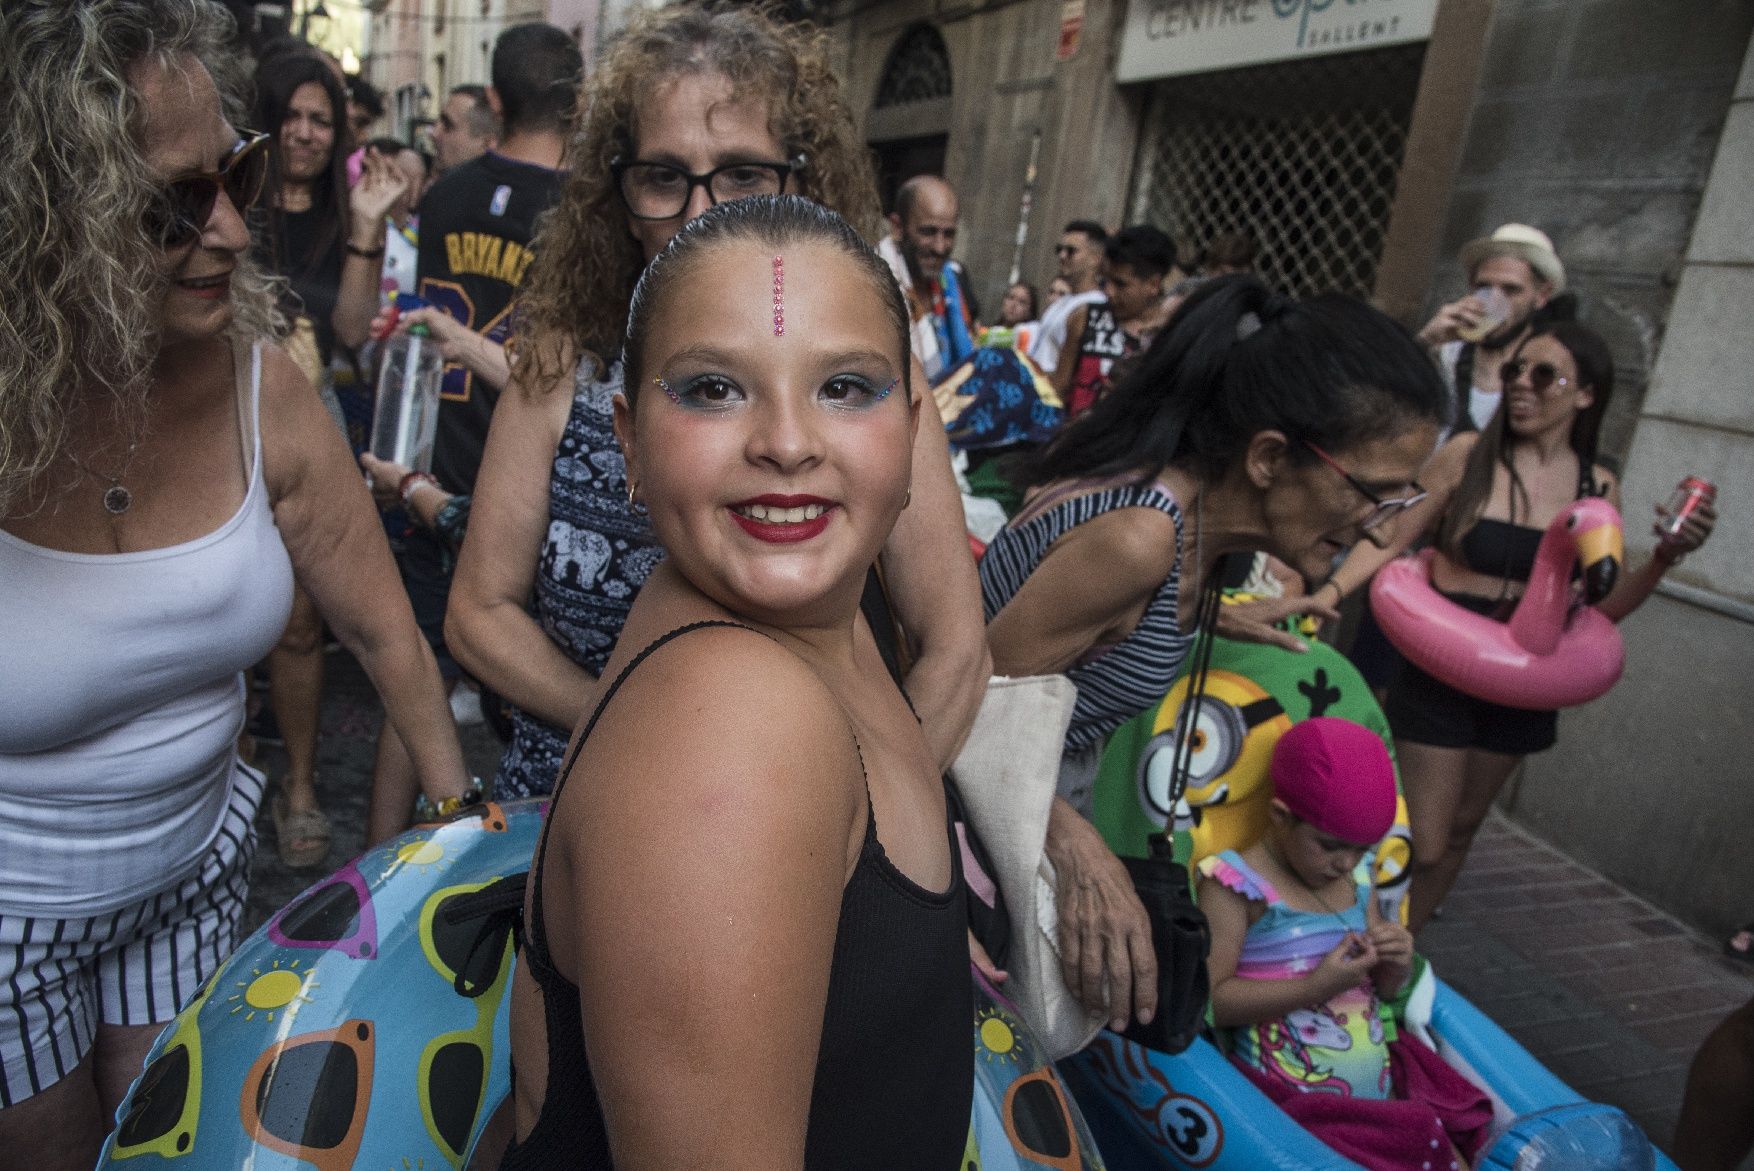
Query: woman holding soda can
1320 320 1715 931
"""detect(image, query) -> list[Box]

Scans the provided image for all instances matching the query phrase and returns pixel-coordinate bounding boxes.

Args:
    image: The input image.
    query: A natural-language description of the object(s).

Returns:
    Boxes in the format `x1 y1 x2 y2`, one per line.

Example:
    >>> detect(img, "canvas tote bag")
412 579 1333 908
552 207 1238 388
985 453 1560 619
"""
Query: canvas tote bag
952 674 1106 1060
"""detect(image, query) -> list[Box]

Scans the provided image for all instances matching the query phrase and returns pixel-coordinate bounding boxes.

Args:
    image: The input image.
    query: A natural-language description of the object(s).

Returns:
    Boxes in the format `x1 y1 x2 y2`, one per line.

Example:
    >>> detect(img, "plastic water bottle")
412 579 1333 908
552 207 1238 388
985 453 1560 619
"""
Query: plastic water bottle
1479 1103 1656 1170
370 324 444 472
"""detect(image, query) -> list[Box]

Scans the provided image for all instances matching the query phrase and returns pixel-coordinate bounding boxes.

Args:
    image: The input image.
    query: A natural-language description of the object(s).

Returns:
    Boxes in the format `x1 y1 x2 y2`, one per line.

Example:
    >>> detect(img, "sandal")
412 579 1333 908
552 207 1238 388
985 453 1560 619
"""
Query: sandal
1727 923 1754 965
272 791 333 869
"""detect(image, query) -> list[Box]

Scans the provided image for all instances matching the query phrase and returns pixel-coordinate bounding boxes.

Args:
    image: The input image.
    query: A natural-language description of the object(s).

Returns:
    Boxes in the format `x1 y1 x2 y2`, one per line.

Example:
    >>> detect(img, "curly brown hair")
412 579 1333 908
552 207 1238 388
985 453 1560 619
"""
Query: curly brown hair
514 3 880 389
0 0 279 514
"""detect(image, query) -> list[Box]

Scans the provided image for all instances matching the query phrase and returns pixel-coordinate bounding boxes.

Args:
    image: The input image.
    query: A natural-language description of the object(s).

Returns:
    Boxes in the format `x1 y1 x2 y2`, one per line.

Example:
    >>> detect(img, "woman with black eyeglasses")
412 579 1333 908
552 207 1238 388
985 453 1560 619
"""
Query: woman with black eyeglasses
1322 321 1715 931
980 273 1448 1033
434 4 989 806
0 5 469 1158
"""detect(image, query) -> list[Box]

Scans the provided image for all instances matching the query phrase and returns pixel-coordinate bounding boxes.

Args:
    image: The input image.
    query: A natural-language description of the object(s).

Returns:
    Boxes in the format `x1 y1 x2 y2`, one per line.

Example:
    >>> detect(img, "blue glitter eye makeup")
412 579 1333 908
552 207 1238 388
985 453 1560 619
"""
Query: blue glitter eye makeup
651 372 899 411
653 374 746 410
820 375 899 409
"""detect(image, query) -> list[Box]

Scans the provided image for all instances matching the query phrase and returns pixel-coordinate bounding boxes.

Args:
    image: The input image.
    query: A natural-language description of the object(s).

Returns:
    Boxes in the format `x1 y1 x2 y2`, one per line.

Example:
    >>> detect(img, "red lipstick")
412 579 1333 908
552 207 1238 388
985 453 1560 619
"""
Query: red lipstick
728 494 836 544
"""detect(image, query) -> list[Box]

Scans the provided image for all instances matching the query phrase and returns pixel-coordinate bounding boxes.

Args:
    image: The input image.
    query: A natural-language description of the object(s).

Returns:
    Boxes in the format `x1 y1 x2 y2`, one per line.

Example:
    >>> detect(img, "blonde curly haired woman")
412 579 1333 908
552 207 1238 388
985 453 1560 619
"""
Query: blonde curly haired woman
433 5 989 802
0 3 470 1161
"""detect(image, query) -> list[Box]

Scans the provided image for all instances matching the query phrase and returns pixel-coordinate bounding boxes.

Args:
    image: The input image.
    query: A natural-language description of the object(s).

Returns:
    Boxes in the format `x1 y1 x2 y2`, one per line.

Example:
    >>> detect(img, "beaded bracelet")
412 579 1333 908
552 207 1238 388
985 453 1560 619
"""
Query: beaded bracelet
433 493 472 553
398 470 439 507
414 777 484 822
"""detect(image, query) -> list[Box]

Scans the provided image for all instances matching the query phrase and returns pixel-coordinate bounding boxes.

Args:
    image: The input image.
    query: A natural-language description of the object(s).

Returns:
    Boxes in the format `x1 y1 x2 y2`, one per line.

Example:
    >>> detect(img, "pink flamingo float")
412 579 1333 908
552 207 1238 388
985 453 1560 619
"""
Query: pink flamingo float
1370 496 1626 710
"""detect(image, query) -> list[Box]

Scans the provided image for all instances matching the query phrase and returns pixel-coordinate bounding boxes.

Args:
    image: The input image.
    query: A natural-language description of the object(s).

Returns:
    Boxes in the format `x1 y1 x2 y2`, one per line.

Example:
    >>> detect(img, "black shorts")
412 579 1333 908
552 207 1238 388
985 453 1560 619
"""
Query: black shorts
1382 593 1558 757
397 527 460 680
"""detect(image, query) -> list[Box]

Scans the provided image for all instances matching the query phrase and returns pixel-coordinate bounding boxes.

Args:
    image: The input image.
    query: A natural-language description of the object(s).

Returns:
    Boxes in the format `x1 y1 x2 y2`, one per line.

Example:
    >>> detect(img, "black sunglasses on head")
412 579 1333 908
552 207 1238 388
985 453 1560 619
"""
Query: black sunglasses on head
146 131 269 248
1499 358 1570 393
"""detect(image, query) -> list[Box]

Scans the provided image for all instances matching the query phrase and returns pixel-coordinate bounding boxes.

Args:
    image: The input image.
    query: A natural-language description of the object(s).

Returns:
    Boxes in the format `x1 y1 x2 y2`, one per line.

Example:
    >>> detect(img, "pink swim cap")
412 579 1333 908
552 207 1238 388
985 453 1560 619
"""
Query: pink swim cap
1270 717 1397 846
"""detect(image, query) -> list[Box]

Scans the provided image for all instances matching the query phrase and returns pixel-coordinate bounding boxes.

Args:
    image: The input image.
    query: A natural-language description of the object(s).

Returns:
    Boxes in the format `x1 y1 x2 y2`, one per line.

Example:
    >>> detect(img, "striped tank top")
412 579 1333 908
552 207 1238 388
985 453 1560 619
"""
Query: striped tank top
979 477 1194 750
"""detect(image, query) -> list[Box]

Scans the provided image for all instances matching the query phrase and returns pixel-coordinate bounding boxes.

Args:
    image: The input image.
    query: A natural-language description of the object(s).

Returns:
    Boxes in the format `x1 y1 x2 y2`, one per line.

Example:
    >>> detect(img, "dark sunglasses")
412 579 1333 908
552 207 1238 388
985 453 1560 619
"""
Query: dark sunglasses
146 131 269 248
1500 358 1570 392
1298 437 1428 533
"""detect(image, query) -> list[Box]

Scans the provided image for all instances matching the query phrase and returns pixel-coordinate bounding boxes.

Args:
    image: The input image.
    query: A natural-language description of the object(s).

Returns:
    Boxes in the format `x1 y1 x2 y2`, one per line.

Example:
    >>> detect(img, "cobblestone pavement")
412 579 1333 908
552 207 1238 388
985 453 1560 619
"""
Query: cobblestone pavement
1419 814 1752 1160
244 652 1751 1162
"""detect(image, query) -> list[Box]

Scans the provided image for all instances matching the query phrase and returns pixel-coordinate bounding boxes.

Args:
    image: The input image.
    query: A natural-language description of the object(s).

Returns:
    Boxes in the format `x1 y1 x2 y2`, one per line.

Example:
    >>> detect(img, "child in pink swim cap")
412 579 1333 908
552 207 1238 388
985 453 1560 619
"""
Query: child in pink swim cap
1197 717 1490 1171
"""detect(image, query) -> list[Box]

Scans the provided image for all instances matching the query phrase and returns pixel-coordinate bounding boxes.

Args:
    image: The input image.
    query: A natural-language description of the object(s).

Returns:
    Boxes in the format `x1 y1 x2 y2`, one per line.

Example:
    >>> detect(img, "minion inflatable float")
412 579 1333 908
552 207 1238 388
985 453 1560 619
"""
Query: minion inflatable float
1089 625 1411 907
97 799 1106 1170
1061 619 1677 1171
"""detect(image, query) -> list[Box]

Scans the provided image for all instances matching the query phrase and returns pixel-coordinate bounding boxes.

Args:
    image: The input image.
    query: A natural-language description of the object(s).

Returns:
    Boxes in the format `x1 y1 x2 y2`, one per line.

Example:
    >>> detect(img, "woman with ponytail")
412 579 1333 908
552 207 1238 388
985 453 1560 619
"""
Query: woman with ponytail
980 274 1448 1032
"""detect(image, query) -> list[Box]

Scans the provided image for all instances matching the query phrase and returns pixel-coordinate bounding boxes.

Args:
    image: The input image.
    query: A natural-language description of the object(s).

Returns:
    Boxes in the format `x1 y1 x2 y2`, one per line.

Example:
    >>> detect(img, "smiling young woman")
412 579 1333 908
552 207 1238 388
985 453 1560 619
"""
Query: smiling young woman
430 4 988 815
1323 320 1716 930
502 196 972 1171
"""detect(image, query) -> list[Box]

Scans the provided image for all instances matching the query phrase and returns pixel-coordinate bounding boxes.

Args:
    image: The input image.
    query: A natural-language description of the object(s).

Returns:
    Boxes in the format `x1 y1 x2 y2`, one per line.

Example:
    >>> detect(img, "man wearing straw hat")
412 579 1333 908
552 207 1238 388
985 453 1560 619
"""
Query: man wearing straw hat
1417 223 1567 432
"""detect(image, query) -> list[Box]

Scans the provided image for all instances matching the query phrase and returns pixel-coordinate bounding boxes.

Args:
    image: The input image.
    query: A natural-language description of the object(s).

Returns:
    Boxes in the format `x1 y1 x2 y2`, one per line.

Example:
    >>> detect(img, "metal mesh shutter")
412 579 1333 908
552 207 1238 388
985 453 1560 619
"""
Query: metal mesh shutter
1129 43 1425 298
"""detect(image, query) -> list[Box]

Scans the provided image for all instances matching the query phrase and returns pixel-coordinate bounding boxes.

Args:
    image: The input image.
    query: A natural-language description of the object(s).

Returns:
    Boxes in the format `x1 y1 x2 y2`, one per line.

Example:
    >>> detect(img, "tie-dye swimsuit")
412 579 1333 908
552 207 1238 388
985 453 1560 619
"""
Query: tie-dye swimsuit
1199 849 1391 1099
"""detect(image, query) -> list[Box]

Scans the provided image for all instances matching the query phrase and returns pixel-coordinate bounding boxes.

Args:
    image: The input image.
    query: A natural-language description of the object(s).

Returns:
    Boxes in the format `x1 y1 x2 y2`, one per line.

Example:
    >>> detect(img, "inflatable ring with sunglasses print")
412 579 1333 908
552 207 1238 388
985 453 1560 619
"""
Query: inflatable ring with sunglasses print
102 800 1113 1169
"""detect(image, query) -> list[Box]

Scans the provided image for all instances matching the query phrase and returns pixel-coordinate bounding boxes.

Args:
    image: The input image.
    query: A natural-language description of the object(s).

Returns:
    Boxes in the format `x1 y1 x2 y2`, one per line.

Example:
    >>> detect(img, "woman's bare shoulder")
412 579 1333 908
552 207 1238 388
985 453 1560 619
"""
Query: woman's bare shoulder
1056 496 1182 584
251 339 326 417
574 625 865 831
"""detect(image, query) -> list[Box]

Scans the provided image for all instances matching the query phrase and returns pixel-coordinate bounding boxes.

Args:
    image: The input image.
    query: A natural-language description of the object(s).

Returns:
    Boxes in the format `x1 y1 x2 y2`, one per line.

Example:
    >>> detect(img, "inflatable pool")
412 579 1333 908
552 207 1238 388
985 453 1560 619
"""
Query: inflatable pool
97 799 1107 1169
1072 622 1676 1171
1061 981 1676 1171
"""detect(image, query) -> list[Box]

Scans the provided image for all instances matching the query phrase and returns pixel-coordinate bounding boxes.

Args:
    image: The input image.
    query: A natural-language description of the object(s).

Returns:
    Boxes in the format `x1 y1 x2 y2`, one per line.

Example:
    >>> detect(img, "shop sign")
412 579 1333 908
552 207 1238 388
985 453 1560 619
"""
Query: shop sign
1116 0 1437 82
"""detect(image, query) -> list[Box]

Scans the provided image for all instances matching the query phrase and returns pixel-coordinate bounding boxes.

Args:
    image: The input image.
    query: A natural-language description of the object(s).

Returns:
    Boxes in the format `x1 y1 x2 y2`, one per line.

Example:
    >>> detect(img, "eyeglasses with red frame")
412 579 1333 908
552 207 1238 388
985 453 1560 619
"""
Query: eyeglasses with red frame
1297 437 1428 533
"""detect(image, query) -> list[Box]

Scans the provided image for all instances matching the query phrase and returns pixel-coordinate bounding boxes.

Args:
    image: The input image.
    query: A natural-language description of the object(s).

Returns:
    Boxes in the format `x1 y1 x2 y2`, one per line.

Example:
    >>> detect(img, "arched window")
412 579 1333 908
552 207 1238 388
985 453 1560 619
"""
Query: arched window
868 23 953 215
874 24 951 110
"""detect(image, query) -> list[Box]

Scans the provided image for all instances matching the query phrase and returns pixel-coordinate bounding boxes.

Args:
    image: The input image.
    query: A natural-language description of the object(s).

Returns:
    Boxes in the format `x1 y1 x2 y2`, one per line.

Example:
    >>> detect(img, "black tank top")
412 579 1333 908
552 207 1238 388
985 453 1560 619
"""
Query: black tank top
1457 463 1598 584
500 621 973 1170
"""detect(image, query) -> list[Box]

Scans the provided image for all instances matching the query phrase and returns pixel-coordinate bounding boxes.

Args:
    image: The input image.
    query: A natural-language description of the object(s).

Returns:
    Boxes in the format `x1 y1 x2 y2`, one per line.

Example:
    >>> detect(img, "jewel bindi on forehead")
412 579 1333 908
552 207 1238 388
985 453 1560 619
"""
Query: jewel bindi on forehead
772 254 785 337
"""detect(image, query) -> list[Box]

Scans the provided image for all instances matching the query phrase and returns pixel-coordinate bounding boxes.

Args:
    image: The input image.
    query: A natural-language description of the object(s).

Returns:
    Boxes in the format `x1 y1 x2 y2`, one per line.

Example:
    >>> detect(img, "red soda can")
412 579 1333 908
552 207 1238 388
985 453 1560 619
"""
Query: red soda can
1660 476 1715 541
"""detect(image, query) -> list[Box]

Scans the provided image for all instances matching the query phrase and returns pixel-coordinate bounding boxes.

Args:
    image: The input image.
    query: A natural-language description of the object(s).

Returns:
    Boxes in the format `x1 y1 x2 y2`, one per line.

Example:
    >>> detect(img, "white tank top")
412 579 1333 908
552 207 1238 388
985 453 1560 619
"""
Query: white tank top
0 342 295 917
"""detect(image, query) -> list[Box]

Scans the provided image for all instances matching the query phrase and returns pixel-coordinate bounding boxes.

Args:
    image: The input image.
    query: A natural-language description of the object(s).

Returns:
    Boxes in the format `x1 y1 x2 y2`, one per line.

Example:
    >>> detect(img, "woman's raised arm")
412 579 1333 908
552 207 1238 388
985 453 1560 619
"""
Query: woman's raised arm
446 352 599 727
1595 469 1716 623
878 354 992 767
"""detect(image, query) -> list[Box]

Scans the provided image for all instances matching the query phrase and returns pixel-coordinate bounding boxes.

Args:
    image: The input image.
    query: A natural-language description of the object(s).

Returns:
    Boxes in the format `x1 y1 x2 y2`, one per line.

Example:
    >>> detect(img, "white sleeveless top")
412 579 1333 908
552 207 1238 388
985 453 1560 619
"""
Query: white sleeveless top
0 342 296 917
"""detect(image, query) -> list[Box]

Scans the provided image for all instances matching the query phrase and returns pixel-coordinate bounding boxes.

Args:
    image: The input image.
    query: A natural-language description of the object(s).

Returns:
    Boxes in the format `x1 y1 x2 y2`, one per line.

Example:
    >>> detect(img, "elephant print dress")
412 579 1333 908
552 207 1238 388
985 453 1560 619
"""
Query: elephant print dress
495 359 665 799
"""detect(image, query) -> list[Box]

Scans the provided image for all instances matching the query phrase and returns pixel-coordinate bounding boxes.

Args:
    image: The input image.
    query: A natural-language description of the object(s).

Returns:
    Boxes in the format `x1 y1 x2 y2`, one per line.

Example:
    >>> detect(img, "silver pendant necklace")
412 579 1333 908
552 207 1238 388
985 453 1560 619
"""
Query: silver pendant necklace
66 443 139 515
